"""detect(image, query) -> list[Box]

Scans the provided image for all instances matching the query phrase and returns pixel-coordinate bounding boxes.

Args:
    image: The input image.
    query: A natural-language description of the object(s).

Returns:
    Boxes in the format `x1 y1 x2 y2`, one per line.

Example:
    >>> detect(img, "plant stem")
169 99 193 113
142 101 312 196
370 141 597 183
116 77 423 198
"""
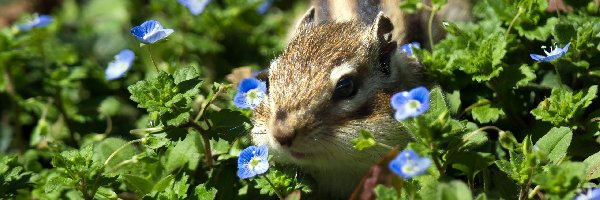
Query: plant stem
55 89 79 147
190 123 213 167
505 7 524 40
129 126 165 136
553 0 561 17
377 142 394 150
427 5 438 51
104 139 143 166
194 84 227 122
146 45 159 71
263 174 284 200
528 185 541 199
553 64 563 87
429 143 445 175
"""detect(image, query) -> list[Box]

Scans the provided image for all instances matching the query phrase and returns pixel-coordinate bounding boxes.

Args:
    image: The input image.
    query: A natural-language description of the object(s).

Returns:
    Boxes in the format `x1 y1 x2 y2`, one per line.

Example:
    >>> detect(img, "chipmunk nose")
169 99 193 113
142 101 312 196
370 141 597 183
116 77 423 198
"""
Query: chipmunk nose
273 133 295 147
272 123 297 147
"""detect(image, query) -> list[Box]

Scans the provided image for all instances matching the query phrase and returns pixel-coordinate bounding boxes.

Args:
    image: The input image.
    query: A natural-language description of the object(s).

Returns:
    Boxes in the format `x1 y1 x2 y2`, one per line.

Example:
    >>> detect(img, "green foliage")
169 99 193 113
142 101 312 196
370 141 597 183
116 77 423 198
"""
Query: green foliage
352 129 377 150
2 0 600 199
0 155 32 199
531 85 598 127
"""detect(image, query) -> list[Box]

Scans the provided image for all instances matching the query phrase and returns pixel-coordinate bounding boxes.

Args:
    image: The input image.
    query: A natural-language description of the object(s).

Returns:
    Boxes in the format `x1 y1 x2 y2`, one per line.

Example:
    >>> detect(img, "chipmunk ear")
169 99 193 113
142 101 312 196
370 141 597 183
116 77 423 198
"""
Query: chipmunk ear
372 12 396 76
294 7 316 30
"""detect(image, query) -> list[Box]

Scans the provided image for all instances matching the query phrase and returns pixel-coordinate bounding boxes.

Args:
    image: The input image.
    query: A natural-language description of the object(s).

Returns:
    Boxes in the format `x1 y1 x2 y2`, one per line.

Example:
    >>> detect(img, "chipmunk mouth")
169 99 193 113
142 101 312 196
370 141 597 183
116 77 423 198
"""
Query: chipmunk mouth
289 150 311 159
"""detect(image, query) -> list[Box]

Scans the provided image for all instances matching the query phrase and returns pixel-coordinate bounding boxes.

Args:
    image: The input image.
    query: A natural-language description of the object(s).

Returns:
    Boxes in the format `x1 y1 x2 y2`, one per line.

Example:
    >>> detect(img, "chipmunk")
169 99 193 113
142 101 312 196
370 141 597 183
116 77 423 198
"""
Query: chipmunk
250 0 469 198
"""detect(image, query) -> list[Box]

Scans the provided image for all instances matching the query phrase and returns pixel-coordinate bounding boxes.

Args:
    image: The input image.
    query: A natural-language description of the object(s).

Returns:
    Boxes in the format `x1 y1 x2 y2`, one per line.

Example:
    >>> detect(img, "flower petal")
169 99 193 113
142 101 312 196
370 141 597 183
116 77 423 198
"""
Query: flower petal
530 54 546 61
237 164 256 179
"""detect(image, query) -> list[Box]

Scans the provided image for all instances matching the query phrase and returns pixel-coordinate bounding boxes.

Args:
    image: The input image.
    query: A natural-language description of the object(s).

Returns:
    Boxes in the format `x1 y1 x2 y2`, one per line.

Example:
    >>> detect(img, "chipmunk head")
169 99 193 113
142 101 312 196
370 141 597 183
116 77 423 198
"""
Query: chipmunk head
251 7 422 196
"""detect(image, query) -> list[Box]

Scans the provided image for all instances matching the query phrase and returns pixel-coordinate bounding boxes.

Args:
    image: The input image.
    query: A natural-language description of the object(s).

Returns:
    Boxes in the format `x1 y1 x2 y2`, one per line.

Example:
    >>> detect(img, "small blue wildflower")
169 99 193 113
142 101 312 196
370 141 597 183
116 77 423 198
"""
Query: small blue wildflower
130 20 174 44
575 188 600 200
178 0 211 16
237 145 269 179
17 14 52 31
388 149 431 179
234 77 267 110
530 42 570 62
257 0 274 15
391 86 430 121
400 42 421 57
105 49 135 80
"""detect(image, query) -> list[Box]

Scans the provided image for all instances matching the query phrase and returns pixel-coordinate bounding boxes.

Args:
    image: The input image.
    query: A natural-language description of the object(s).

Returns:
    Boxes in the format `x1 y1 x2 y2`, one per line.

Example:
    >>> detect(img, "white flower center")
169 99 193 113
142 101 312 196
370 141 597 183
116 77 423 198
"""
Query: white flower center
245 88 265 107
403 100 421 113
401 160 419 175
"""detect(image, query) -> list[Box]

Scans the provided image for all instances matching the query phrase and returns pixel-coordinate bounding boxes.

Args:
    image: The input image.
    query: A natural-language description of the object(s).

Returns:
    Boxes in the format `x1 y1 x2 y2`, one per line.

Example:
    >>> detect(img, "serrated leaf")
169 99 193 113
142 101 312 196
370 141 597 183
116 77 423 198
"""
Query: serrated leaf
470 100 505 124
173 66 200 85
515 64 536 88
460 129 488 150
531 86 598 126
164 132 203 174
446 90 461 115
194 184 218 200
532 161 586 199
373 184 399 200
45 175 74 193
534 127 572 164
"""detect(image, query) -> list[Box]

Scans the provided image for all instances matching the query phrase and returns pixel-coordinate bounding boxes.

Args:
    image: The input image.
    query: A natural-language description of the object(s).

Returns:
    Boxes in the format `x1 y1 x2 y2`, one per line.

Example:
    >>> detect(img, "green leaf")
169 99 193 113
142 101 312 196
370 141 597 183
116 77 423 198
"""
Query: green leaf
531 85 598 126
45 175 74 194
471 102 505 124
534 127 572 164
93 137 138 170
446 90 461 115
532 162 586 199
515 64 537 88
152 175 175 192
194 184 218 200
98 97 121 117
206 109 252 141
164 132 203 174
436 181 472 200
583 151 600 181
373 184 399 200
122 174 154 195
351 129 377 150
173 66 201 85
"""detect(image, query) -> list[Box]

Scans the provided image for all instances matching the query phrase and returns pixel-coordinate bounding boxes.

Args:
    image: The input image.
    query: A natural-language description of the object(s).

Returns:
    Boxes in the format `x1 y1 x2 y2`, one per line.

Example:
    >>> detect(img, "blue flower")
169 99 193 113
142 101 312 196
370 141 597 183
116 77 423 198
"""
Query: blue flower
105 49 135 80
237 145 269 179
178 0 211 16
234 77 267 109
391 86 430 121
17 14 52 31
576 188 600 200
257 0 274 15
130 20 174 44
400 42 421 57
388 149 431 179
530 42 570 62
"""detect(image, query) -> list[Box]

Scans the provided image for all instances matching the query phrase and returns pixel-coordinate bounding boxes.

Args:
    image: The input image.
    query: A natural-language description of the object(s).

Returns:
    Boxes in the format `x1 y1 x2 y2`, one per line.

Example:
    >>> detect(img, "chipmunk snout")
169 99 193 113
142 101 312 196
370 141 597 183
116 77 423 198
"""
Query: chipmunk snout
272 125 296 147
270 110 305 147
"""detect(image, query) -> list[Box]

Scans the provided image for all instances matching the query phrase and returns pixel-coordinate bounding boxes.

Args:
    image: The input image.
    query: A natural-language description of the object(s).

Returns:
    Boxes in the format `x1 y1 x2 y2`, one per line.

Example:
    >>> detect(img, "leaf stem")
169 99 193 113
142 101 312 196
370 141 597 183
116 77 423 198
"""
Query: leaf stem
194 84 227 122
103 138 143 166
377 142 394 150
528 185 541 199
505 7 524 40
129 126 165 136
262 174 285 200
146 45 159 71
427 5 438 51
429 143 445 175
190 122 213 167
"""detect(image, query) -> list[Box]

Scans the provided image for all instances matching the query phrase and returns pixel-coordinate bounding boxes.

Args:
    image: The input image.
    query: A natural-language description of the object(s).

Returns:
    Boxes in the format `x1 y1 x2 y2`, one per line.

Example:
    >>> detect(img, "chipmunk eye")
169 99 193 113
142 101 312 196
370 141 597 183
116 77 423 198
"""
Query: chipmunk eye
333 77 357 99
